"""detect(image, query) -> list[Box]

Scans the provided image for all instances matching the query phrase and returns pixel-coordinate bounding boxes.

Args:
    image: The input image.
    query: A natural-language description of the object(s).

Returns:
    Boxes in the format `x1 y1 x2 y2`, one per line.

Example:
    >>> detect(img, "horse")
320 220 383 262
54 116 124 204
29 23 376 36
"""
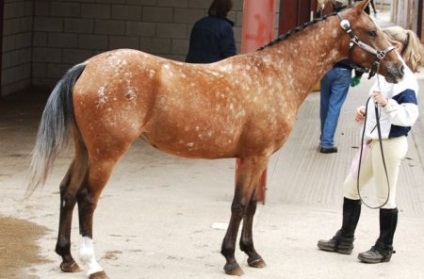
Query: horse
27 1 404 278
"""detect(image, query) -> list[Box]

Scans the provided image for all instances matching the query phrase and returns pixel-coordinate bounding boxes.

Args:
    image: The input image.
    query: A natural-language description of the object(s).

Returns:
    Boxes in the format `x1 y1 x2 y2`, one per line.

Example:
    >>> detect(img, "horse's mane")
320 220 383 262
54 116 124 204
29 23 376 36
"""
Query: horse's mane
257 12 338 51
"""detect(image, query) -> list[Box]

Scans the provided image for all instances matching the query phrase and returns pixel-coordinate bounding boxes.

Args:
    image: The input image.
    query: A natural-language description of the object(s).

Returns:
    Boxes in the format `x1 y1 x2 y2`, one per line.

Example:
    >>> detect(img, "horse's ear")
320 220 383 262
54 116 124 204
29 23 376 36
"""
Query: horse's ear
355 0 371 13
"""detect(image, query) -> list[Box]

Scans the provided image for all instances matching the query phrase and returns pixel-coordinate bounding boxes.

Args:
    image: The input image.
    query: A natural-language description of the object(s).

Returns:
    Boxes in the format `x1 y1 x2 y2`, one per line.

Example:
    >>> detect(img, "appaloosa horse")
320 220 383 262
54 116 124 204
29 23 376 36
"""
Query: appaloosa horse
27 1 404 278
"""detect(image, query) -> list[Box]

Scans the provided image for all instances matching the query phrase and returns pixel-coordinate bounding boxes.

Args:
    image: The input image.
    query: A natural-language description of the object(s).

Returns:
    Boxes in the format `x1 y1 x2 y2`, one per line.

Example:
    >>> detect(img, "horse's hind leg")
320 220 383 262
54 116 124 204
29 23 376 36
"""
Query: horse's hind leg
77 144 130 279
55 155 88 273
77 184 108 279
240 190 266 268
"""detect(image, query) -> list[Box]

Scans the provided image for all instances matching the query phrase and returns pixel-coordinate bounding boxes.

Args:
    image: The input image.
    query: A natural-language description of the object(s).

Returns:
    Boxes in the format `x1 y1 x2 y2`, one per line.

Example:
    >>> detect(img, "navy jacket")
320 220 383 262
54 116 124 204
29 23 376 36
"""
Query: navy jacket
185 16 236 63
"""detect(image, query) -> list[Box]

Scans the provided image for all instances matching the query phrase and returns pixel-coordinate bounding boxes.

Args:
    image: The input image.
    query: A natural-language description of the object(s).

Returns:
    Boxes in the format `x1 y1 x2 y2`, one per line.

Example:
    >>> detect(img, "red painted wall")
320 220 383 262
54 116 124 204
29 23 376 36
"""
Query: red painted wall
241 0 276 53
279 0 317 34
238 0 276 202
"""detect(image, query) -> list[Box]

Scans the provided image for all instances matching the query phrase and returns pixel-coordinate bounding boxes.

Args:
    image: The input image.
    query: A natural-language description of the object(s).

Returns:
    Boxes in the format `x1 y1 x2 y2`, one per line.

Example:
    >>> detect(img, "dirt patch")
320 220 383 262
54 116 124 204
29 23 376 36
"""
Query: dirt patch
0 216 50 279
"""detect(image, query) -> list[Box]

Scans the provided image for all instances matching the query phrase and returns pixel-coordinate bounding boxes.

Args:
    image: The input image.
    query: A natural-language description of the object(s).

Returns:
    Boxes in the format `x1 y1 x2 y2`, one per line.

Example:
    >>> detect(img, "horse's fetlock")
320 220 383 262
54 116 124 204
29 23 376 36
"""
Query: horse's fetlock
55 239 71 256
240 240 254 253
221 244 235 258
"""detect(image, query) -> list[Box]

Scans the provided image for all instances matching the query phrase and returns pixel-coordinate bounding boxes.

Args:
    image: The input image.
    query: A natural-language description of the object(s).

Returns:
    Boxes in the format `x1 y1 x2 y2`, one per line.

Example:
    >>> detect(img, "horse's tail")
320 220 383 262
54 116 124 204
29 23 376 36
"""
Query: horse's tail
26 63 86 197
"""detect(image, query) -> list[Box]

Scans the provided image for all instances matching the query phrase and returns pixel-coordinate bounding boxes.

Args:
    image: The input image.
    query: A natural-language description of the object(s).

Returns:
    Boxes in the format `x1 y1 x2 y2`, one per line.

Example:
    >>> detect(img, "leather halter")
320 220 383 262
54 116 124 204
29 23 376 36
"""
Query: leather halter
337 13 395 78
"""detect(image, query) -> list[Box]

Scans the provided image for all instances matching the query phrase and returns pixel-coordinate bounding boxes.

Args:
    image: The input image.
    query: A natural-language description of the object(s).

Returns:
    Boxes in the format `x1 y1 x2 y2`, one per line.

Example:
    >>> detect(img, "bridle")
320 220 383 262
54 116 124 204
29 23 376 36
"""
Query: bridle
337 13 396 78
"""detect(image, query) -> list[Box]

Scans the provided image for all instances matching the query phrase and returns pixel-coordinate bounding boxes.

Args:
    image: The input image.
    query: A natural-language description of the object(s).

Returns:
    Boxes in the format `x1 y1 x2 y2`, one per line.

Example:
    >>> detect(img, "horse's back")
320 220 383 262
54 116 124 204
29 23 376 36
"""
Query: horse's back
71 48 298 160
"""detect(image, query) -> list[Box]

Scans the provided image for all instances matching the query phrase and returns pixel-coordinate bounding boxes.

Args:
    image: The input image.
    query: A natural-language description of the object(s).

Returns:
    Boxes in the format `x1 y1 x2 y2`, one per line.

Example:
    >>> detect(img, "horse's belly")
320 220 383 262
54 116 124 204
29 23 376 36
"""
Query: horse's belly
141 135 238 159
141 123 240 159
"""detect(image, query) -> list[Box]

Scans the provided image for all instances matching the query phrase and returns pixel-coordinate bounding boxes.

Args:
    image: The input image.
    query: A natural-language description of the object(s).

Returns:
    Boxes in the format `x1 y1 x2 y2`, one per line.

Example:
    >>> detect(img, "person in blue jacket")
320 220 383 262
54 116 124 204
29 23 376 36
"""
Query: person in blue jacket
185 0 236 63
318 26 424 264
319 58 365 153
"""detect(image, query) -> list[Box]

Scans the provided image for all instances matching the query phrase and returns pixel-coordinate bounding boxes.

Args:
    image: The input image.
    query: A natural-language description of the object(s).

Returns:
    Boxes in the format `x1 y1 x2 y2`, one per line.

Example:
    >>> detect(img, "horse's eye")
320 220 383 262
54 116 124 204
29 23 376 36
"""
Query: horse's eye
368 30 377 37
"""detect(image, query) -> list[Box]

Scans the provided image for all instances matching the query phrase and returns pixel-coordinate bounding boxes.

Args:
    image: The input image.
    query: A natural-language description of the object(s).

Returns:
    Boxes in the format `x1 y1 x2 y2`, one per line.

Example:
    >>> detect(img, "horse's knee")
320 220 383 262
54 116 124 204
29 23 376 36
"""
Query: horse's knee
231 200 246 217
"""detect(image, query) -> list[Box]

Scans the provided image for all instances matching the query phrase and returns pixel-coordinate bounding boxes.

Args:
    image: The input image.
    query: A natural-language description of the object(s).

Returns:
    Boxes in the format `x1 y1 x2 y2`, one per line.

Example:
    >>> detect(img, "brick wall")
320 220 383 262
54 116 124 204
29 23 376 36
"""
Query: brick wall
1 0 280 94
30 0 245 89
2 0 33 96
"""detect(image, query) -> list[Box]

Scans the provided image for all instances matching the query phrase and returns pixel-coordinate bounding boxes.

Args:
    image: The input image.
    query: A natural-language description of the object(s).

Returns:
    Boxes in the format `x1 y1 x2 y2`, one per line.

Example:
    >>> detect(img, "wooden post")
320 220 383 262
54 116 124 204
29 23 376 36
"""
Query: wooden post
237 0 276 204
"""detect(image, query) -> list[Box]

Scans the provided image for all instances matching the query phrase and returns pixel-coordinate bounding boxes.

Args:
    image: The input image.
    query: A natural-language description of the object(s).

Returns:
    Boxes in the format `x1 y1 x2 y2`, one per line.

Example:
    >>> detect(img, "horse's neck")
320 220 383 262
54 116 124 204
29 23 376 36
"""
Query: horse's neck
262 16 348 105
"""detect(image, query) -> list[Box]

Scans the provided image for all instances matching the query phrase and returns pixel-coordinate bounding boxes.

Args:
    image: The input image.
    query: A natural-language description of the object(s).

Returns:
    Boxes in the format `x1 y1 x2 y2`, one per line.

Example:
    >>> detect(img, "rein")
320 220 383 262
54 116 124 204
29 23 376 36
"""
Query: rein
356 73 391 209
337 12 395 78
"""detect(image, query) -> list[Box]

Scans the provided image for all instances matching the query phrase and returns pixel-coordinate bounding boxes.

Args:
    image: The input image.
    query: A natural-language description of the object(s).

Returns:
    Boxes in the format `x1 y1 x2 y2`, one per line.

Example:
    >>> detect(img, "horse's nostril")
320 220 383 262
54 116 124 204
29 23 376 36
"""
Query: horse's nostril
400 64 405 76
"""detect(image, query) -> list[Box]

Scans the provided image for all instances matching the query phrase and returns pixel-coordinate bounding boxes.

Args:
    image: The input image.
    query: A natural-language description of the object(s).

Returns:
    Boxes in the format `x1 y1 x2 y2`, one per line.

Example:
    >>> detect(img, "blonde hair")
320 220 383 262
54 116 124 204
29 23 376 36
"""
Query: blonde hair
383 26 424 72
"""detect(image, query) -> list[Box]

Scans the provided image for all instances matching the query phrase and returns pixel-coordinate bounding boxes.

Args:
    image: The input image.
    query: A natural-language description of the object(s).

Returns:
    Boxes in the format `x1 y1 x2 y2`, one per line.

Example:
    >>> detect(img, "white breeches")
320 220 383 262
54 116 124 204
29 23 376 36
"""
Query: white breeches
344 136 408 209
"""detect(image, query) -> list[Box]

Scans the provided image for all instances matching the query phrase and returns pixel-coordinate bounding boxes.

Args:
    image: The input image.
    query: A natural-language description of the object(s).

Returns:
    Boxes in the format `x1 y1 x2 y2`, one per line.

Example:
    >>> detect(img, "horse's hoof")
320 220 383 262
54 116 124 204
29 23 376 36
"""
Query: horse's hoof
248 257 266 268
60 261 81 273
89 271 109 279
224 262 244 276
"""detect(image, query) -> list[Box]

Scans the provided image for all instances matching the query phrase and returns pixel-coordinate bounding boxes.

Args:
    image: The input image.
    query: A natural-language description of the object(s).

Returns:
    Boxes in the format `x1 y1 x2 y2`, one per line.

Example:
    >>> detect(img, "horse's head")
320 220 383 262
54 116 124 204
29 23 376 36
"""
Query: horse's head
338 0 404 83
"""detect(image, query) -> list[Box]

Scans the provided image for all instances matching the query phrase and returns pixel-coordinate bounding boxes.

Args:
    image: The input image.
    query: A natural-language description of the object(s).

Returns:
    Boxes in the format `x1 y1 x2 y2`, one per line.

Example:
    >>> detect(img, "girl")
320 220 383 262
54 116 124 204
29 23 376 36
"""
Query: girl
317 26 424 263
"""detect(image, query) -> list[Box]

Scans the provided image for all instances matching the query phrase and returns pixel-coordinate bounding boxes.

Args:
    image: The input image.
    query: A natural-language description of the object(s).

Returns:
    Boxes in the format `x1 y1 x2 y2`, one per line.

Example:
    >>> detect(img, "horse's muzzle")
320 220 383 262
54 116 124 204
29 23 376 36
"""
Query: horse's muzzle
385 64 404 84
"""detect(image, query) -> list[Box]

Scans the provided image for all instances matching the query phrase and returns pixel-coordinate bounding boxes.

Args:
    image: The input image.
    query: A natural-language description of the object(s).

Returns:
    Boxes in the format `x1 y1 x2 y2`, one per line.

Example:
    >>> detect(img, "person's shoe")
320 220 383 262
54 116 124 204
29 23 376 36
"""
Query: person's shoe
358 241 394 263
317 230 354 255
319 147 338 154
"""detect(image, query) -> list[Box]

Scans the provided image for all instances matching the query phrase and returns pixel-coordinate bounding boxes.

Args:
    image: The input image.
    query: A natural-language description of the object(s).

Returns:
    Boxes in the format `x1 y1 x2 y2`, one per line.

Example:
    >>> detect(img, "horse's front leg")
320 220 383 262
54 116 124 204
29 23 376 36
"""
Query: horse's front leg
221 188 247 276
240 192 266 268
221 156 268 275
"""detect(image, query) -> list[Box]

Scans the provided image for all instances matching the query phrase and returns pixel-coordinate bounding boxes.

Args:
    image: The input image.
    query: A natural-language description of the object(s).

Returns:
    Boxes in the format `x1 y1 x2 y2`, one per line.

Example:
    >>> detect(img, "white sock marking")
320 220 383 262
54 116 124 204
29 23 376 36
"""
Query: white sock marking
80 236 103 276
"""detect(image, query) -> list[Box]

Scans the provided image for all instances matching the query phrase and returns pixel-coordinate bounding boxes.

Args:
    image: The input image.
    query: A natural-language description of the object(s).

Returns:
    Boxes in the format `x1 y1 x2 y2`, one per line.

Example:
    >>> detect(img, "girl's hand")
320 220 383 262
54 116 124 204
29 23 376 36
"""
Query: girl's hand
372 91 388 107
355 106 366 122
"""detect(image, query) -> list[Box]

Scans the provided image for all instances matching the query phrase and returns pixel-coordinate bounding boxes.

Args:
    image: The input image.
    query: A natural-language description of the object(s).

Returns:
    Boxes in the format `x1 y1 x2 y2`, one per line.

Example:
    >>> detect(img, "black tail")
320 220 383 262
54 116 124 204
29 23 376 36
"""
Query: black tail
26 63 86 196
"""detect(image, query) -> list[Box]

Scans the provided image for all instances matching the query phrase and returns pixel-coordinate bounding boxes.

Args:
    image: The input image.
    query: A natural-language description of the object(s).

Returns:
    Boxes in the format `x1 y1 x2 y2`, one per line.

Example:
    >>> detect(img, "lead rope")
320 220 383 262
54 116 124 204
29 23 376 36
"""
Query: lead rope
356 75 391 209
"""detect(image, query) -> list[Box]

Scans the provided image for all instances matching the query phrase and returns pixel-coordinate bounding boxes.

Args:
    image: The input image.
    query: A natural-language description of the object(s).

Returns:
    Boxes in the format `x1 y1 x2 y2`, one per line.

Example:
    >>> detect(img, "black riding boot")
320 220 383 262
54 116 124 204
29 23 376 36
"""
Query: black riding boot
317 197 361 255
358 208 398 263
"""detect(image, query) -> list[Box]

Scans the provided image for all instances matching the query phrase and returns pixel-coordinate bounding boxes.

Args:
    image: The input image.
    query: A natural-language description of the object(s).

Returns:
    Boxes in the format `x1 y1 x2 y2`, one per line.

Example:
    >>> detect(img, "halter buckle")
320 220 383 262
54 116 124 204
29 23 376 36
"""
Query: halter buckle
340 19 351 31
376 51 386 60
377 46 395 60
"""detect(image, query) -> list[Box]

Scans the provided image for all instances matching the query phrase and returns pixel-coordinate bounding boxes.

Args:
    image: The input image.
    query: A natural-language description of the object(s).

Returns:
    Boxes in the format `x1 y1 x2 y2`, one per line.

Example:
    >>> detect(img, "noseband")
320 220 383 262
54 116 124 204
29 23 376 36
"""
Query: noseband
337 13 395 78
